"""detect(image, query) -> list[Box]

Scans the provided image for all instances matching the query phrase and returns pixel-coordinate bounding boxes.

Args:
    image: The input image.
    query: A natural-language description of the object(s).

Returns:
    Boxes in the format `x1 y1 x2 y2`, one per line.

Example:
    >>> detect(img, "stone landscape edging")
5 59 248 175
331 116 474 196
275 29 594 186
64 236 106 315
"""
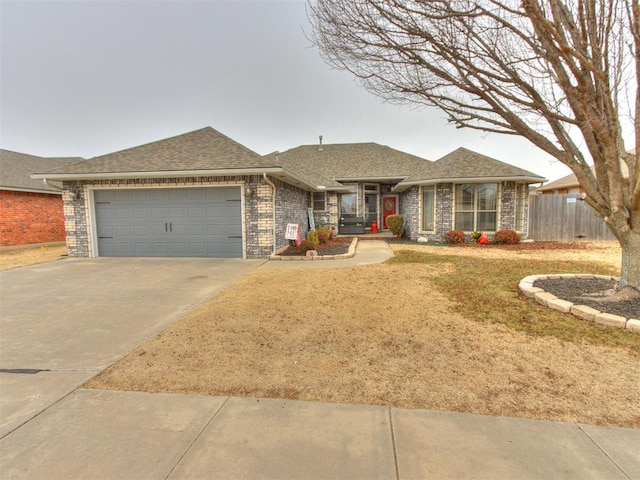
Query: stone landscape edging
269 238 358 261
519 274 640 332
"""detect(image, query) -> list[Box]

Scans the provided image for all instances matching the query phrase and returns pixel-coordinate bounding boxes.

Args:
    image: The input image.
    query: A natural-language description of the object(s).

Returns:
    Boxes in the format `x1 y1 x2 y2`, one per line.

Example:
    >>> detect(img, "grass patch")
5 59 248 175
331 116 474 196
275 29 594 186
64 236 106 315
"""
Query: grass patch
388 250 639 354
87 243 640 427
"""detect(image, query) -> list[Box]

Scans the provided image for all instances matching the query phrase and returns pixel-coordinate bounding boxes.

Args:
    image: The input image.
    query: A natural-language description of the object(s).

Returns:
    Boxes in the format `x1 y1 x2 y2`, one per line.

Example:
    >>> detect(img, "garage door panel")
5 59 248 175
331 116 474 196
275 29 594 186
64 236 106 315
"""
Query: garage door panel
151 207 168 218
167 189 187 201
95 187 242 258
146 190 167 202
112 208 132 218
187 206 205 217
186 189 207 201
152 243 171 255
133 225 152 236
133 207 151 218
116 225 134 236
169 206 186 217
188 225 206 235
170 225 187 236
206 206 226 218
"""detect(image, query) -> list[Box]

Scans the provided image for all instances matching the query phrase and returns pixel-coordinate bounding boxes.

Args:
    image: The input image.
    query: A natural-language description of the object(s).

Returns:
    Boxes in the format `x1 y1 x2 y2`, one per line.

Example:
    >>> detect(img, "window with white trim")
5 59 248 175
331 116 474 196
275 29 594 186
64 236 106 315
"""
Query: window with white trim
312 191 326 211
454 183 498 231
421 185 435 231
340 185 358 216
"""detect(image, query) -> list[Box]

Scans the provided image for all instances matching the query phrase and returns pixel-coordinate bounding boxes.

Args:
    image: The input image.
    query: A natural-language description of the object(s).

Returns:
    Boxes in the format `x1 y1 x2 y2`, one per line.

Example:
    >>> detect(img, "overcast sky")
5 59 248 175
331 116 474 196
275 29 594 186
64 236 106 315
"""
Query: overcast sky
1 0 573 182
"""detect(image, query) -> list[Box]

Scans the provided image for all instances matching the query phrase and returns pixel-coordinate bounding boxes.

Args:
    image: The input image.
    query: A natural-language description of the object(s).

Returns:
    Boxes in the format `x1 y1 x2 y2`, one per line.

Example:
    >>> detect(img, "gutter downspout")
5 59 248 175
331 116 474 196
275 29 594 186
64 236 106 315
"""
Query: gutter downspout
44 178 79 200
263 172 277 255
43 178 64 192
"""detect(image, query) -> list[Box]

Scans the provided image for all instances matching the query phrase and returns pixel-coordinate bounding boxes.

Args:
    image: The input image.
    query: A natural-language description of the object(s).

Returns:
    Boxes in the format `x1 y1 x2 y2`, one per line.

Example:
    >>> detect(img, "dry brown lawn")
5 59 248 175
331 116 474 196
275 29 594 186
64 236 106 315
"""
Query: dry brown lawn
0 243 67 270
87 240 640 428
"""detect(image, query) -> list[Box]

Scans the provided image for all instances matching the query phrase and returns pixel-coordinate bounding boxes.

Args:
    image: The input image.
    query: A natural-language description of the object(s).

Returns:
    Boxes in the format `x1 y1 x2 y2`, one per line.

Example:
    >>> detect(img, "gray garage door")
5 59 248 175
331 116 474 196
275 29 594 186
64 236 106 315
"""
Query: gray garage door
94 187 243 257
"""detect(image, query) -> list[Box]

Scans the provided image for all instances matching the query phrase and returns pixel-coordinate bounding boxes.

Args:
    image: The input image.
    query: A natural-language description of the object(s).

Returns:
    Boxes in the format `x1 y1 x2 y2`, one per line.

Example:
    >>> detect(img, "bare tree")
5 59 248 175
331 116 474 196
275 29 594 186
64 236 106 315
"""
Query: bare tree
310 0 640 295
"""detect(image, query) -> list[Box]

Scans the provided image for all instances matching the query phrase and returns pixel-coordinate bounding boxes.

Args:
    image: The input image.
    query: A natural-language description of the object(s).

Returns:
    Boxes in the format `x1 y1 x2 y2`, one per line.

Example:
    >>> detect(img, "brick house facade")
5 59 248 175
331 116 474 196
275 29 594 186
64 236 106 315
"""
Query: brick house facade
1 149 82 246
33 127 544 258
61 175 310 259
0 190 66 246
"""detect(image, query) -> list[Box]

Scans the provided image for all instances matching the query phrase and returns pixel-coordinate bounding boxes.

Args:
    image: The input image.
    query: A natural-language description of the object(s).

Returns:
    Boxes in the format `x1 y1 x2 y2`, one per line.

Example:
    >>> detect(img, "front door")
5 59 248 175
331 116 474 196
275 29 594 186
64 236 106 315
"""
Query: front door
382 195 398 229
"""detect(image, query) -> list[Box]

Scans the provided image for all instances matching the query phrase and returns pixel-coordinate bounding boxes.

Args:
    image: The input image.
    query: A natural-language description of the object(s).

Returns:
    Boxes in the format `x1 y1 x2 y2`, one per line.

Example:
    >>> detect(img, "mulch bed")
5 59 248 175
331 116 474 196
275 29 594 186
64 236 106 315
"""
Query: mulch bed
534 278 640 319
387 239 591 251
278 237 353 256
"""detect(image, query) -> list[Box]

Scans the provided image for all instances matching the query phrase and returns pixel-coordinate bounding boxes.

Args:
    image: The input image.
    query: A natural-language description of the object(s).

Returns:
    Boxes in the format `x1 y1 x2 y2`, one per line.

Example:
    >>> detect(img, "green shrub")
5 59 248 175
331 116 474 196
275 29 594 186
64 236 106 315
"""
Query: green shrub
444 230 466 244
307 229 320 249
317 225 332 244
298 239 316 254
386 214 404 237
494 229 521 245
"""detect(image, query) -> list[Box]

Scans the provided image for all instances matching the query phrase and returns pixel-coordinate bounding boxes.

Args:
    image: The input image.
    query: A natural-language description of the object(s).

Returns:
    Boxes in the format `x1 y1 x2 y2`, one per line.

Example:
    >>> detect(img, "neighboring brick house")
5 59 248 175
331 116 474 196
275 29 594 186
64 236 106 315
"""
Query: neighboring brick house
0 150 83 246
33 127 545 259
532 171 585 195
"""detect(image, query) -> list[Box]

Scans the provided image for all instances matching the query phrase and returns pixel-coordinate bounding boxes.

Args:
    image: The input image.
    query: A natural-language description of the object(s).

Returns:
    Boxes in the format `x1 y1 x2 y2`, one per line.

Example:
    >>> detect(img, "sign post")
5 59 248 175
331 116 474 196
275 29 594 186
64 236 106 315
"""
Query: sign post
285 223 301 246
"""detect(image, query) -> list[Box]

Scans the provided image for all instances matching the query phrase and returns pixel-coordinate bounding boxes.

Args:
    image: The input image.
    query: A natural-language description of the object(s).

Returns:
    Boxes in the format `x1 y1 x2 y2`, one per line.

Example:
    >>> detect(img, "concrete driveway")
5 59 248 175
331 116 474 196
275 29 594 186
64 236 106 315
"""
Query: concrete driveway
0 257 264 437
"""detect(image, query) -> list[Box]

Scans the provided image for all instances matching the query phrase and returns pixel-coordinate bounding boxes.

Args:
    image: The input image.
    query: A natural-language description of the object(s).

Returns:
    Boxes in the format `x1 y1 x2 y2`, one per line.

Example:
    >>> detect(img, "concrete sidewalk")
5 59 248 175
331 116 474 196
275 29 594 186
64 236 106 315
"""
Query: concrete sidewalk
1 389 638 479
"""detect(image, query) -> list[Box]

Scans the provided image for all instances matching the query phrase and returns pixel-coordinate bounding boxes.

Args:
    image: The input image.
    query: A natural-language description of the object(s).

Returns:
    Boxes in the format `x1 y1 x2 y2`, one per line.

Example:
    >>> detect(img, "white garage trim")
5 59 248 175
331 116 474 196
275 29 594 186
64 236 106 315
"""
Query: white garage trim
86 183 247 258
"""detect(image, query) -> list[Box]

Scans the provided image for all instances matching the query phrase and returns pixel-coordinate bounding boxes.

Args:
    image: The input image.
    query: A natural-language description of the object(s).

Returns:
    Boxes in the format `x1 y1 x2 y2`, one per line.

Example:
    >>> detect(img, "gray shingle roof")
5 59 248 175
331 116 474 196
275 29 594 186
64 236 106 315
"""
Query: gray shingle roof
533 165 598 193
533 172 579 192
38 127 275 177
400 147 545 185
29 127 545 190
272 143 433 189
0 150 83 193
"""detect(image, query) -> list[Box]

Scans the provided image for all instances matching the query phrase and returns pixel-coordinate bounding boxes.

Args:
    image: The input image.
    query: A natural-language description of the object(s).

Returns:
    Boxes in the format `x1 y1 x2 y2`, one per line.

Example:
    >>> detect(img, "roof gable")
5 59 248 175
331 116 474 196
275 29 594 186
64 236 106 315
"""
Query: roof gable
0 150 83 193
273 143 433 189
399 147 545 187
39 127 275 177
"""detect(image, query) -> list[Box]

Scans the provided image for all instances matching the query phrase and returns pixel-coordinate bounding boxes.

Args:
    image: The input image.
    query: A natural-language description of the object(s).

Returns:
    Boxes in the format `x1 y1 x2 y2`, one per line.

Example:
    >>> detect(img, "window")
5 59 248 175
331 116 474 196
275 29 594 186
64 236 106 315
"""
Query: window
515 184 526 231
340 185 357 216
455 183 498 231
421 185 435 231
312 192 326 211
364 184 379 226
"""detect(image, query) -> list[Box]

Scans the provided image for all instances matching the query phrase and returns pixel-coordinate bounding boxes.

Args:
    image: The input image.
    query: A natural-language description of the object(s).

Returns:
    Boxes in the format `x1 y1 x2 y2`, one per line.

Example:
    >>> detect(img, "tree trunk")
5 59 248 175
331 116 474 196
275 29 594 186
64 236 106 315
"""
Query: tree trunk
619 229 640 293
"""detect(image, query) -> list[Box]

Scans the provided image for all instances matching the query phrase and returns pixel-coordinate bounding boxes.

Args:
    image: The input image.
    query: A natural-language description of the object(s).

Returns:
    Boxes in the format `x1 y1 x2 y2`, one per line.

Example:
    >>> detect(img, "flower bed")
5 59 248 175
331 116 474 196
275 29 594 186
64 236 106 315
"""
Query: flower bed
278 237 353 256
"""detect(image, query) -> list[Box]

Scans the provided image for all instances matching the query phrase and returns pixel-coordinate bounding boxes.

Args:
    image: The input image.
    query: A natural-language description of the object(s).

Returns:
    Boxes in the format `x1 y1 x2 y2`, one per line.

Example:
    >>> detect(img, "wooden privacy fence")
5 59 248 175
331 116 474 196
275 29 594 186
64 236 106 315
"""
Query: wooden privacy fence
528 194 616 241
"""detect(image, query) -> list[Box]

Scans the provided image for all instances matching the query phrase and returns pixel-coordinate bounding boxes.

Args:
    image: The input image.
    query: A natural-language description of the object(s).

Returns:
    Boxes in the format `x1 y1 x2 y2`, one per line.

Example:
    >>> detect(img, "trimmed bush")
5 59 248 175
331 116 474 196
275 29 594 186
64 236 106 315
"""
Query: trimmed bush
444 230 466 244
317 225 333 244
386 214 404 237
494 229 521 245
307 229 320 249
298 239 316 255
